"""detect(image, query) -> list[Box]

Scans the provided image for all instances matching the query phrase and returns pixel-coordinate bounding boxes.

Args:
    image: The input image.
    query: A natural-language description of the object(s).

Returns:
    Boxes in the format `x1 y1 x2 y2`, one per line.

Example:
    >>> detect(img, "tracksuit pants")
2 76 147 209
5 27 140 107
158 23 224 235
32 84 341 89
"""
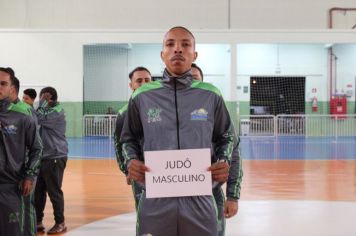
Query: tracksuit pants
213 187 226 236
23 179 36 236
0 184 23 236
137 191 218 236
35 158 67 224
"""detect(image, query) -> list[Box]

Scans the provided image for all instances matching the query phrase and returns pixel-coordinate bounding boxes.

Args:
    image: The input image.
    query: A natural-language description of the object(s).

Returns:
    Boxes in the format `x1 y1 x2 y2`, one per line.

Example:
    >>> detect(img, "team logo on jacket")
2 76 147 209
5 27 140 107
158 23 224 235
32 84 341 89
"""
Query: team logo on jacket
191 108 208 121
8 212 19 223
3 124 17 134
147 108 162 123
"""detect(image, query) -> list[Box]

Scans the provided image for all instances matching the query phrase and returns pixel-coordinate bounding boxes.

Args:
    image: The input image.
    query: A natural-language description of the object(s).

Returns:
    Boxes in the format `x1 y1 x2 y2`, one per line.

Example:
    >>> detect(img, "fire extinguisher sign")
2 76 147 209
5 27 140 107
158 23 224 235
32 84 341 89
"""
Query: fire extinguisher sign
312 97 318 112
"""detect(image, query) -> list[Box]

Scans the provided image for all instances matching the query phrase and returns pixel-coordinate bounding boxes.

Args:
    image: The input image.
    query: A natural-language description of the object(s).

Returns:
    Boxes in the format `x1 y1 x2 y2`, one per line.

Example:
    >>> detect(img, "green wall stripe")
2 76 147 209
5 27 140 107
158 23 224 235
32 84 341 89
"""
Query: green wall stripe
63 101 355 137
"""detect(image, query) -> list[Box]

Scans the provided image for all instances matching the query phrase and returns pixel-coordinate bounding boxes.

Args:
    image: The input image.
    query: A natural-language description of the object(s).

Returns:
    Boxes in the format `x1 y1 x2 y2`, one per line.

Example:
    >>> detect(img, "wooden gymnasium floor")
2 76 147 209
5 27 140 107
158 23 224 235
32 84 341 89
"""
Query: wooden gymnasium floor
39 159 356 236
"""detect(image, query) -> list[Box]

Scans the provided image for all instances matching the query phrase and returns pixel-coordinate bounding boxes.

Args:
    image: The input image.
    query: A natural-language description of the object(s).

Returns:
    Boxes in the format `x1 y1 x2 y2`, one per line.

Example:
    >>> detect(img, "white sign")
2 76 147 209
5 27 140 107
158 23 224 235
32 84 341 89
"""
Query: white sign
145 149 212 198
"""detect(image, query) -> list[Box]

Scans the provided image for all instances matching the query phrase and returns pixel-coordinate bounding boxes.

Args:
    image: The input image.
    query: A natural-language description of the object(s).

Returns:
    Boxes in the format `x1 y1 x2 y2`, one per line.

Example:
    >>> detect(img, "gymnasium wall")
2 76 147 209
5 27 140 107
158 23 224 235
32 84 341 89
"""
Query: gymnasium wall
1 0 356 29
0 30 355 137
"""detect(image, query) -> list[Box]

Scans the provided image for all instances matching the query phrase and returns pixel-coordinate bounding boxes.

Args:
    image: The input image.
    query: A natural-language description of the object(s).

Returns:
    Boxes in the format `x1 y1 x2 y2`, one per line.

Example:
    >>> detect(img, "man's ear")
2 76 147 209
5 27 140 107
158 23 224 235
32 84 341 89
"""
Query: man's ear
129 82 133 90
9 85 15 95
193 51 198 61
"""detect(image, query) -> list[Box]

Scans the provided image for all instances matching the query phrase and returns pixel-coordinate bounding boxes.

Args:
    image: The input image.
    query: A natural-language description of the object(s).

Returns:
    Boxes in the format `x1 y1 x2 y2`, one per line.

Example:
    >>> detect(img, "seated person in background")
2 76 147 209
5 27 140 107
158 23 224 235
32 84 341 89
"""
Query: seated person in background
106 106 115 114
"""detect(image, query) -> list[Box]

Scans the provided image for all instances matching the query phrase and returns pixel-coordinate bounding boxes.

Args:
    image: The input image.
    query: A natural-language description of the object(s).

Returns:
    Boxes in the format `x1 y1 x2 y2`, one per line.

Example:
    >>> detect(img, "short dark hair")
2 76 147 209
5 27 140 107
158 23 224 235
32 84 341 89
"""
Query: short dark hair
165 26 196 48
129 67 151 80
24 88 37 100
40 86 58 102
191 63 204 81
13 76 20 94
0 67 17 87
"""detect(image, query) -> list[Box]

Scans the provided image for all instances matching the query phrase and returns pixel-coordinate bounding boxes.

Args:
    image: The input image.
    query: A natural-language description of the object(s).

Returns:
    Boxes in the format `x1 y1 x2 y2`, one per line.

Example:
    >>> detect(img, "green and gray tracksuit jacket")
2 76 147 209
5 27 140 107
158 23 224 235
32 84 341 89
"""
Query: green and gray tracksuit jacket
114 104 144 210
0 98 42 184
121 69 234 166
213 130 242 236
36 100 68 160
226 135 242 201
0 99 42 236
117 94 242 202
114 104 129 175
213 130 242 202
121 69 235 236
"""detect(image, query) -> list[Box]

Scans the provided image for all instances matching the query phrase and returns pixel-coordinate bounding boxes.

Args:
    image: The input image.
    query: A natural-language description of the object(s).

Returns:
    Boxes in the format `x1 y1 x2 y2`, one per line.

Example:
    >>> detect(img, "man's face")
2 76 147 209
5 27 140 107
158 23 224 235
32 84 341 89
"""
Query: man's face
0 71 13 100
191 67 203 81
9 87 18 102
23 94 34 106
129 70 152 91
161 28 197 76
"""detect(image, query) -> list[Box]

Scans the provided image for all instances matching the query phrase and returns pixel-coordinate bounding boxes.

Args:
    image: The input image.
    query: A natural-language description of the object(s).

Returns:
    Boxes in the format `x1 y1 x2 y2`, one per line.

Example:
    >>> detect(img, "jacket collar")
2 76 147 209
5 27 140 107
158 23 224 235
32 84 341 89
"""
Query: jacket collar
0 98 11 112
162 69 193 90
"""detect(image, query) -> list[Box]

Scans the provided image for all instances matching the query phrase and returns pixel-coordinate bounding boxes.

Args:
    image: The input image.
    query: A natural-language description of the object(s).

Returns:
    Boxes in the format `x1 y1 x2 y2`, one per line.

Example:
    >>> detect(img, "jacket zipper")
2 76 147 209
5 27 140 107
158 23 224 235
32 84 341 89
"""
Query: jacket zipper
174 79 181 149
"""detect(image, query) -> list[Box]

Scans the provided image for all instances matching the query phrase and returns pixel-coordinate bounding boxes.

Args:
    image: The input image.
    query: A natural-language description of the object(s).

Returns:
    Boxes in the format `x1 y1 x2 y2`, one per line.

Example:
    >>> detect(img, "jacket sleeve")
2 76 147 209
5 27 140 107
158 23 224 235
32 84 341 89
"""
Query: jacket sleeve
120 98 144 165
212 96 234 164
24 115 43 180
36 101 66 136
226 132 243 201
114 112 128 175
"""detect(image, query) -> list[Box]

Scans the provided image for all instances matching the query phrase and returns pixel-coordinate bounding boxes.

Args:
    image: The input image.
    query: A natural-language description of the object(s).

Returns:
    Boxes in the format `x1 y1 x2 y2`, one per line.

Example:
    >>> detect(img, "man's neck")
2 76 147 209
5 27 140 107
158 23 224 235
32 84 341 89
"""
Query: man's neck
166 69 190 77
11 97 19 104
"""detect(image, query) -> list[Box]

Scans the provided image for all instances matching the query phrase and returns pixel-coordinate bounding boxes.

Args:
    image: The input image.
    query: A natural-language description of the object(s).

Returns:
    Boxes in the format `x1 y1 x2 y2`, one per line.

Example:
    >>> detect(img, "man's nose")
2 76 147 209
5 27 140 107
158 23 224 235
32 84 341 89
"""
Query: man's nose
174 44 182 54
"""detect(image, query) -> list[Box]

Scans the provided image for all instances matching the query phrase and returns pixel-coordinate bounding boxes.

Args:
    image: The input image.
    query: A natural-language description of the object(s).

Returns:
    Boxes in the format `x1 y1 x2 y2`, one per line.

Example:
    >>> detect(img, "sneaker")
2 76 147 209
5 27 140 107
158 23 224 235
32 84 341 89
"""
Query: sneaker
47 222 67 234
36 222 45 233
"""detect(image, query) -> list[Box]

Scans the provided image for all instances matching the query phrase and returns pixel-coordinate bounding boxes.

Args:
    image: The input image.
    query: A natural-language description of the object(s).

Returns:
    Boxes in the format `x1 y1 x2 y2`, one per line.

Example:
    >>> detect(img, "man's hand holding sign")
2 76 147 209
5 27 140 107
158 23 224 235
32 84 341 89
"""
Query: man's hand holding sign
127 149 230 198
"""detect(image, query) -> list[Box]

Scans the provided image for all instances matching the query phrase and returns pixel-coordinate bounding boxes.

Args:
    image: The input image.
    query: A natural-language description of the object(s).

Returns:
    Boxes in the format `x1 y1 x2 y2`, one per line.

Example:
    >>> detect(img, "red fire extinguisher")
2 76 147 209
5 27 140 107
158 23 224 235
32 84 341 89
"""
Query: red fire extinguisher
312 97 318 112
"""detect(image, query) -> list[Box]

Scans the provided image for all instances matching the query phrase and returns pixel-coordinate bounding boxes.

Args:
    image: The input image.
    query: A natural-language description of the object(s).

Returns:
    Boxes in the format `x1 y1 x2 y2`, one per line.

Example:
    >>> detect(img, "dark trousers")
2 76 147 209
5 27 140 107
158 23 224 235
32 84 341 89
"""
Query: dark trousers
0 184 23 236
213 187 226 236
23 179 36 236
132 181 143 211
35 158 67 224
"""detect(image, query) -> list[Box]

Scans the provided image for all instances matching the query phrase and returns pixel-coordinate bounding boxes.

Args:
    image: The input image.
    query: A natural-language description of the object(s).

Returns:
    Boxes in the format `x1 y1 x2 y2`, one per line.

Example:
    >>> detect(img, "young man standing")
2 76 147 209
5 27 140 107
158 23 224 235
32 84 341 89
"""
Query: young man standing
35 87 68 234
191 63 243 236
9 75 40 236
114 66 152 208
23 89 37 108
0 67 42 236
191 63 204 81
121 27 234 236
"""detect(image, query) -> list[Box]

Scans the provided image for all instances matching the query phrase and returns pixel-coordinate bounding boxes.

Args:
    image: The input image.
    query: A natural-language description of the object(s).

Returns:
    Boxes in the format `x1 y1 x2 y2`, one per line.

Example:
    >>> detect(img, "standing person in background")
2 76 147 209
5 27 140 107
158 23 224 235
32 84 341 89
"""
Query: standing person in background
23 88 37 108
191 63 243 236
114 66 152 209
35 87 68 234
8 73 40 236
0 67 42 236
8 70 20 103
121 26 234 236
191 63 204 81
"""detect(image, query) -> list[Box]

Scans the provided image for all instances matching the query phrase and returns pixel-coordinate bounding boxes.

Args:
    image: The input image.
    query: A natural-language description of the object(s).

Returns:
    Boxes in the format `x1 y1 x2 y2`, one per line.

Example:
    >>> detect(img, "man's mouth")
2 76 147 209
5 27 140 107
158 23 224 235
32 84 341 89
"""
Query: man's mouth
171 55 185 61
